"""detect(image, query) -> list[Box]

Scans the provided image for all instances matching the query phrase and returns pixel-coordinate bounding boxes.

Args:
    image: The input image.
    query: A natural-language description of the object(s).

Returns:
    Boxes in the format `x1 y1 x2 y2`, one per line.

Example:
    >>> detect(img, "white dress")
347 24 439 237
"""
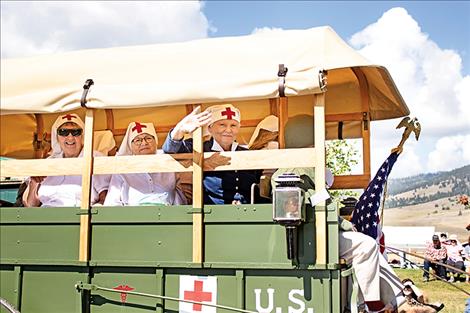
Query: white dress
104 172 186 206
37 151 110 207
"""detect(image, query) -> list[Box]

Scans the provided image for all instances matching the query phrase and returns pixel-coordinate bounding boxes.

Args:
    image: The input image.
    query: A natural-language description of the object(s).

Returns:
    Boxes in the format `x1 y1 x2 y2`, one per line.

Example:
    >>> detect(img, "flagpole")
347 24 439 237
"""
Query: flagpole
380 180 388 227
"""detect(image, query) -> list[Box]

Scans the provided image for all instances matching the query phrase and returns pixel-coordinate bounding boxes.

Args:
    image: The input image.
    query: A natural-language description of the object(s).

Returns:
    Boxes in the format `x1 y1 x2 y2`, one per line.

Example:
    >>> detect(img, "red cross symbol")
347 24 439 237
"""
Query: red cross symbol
132 122 147 133
62 114 76 121
184 280 212 311
221 107 236 120
113 285 135 303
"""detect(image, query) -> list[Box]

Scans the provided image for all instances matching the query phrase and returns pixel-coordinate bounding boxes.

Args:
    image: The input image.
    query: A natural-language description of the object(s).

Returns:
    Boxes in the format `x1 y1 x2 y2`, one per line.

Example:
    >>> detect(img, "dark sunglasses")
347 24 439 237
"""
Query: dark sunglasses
57 128 83 137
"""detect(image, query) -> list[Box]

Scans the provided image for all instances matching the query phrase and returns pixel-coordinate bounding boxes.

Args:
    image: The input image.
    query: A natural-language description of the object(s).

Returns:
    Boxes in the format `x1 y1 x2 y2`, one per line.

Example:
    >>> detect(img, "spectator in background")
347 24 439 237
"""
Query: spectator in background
463 235 470 283
440 233 448 242
423 234 447 282
443 234 465 283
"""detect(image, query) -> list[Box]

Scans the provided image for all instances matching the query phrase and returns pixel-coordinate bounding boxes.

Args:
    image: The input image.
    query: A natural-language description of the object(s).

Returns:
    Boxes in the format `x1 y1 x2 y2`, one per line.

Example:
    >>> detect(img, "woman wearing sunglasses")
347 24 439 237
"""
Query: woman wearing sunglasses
104 122 186 206
22 114 110 207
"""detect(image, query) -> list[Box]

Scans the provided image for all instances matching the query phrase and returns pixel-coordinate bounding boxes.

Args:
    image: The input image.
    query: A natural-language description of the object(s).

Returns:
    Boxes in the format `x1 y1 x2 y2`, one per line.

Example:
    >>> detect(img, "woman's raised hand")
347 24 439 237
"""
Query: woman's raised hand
171 106 212 140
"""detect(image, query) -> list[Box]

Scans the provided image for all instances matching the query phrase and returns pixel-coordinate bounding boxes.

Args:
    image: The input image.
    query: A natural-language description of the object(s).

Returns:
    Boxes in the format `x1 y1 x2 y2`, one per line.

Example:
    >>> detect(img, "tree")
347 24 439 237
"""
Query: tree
326 139 359 176
326 139 360 201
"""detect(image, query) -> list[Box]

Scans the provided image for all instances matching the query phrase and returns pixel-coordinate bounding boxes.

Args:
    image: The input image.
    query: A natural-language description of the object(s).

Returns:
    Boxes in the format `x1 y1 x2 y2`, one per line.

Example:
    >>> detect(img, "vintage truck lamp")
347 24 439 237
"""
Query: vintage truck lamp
273 173 305 260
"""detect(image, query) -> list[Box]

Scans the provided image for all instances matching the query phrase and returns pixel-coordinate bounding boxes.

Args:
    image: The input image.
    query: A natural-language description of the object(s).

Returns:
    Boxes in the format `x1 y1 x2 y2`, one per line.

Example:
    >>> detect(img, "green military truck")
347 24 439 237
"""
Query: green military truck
0 26 409 313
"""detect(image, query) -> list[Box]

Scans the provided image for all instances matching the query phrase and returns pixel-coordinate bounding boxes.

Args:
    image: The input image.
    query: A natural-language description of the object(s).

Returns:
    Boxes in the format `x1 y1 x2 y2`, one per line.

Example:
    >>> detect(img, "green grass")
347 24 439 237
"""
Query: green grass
394 269 470 313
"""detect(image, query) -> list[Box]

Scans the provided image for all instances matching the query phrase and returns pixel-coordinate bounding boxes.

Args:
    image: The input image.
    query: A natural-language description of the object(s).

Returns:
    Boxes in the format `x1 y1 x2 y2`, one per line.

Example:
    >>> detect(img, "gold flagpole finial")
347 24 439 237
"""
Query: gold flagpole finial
391 117 421 154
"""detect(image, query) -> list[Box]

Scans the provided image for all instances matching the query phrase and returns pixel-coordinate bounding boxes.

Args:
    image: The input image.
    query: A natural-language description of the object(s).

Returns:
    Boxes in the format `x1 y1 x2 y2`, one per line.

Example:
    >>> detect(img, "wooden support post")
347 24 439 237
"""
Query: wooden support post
79 109 95 262
353 68 371 180
314 93 326 264
269 98 279 116
105 109 114 130
278 97 288 149
34 114 44 159
192 126 204 263
186 104 196 115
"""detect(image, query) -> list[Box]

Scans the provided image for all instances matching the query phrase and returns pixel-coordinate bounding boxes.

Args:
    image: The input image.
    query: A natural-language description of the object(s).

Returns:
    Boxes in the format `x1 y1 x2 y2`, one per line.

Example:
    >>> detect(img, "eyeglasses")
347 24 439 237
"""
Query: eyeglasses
132 136 155 145
57 128 83 137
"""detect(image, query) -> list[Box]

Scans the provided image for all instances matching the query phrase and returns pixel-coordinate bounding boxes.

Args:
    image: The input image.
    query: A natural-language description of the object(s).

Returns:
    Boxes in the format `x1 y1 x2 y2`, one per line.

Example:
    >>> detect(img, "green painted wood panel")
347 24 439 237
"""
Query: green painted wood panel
91 225 192 266
1 225 79 263
20 266 88 313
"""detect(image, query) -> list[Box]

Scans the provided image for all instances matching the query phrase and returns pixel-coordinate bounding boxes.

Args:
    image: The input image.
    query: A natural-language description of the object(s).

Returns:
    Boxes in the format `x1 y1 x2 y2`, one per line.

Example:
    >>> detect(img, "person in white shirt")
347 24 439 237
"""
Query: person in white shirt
23 114 110 207
104 121 186 206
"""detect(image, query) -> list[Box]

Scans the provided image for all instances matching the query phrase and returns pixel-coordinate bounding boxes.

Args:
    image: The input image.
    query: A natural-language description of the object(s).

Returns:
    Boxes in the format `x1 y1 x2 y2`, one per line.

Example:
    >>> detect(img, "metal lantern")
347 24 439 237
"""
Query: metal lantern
273 173 305 261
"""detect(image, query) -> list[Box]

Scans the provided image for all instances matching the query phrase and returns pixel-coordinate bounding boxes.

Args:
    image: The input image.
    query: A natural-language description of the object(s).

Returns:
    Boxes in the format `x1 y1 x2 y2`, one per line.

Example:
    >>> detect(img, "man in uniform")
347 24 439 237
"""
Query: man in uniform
162 105 260 204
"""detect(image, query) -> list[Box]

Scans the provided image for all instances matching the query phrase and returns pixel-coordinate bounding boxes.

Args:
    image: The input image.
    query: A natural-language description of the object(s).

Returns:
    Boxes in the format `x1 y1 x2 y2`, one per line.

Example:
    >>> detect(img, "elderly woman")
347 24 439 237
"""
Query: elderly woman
162 105 260 204
104 122 186 206
23 114 110 207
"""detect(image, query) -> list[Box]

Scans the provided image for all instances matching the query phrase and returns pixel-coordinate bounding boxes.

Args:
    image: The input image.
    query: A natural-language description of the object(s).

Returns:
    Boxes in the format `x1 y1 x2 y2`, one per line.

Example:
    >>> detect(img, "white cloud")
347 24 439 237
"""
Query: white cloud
427 135 470 172
251 27 284 35
350 7 470 177
1 1 213 58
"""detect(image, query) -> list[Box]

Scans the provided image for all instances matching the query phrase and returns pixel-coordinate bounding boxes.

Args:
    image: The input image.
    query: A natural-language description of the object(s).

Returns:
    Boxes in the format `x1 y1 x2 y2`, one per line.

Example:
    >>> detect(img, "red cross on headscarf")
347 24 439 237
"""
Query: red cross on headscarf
221 107 236 120
183 280 212 311
132 122 147 133
62 114 76 121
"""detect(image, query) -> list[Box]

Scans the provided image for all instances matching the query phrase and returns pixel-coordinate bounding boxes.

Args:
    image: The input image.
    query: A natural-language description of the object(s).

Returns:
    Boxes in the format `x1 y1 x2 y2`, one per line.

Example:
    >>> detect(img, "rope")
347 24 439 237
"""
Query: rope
382 245 470 296
383 245 467 275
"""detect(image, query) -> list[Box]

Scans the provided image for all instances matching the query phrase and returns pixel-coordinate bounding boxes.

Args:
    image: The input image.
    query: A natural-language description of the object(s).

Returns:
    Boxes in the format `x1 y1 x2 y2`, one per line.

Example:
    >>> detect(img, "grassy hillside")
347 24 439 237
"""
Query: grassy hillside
385 164 470 208
383 164 470 241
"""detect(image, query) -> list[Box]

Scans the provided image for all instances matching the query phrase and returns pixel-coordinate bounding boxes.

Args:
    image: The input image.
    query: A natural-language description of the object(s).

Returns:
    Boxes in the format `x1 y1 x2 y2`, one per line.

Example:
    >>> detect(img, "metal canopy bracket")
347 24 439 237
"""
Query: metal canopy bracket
80 79 94 108
319 69 328 92
277 64 288 97
338 121 344 140
362 112 369 131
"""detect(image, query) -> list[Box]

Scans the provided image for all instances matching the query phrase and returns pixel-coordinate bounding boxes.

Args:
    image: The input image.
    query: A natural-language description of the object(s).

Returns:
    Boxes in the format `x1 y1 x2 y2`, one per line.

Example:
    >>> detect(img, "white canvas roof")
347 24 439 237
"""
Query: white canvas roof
1 26 409 120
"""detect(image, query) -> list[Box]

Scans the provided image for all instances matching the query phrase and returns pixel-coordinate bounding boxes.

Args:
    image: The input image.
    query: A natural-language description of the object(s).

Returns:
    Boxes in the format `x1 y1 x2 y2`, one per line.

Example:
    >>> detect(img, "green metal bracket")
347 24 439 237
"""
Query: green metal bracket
13 266 22 311
75 282 97 292
186 207 212 214
155 269 165 313
76 208 98 215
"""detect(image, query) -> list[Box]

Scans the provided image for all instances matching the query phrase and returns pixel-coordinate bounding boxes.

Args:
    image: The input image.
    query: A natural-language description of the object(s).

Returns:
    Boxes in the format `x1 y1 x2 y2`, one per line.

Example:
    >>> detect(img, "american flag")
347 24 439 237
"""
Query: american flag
351 152 399 243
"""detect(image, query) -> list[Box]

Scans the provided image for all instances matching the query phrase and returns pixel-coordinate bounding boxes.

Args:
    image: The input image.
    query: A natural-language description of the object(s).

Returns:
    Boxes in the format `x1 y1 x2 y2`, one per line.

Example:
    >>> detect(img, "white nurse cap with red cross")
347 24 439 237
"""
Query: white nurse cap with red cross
118 121 158 156
206 104 241 125
50 113 85 157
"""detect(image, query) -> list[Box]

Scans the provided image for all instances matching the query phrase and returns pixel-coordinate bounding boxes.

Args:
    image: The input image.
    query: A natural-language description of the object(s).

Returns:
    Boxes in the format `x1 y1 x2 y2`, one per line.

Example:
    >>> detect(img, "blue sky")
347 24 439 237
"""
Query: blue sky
204 1 470 74
1 1 469 177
